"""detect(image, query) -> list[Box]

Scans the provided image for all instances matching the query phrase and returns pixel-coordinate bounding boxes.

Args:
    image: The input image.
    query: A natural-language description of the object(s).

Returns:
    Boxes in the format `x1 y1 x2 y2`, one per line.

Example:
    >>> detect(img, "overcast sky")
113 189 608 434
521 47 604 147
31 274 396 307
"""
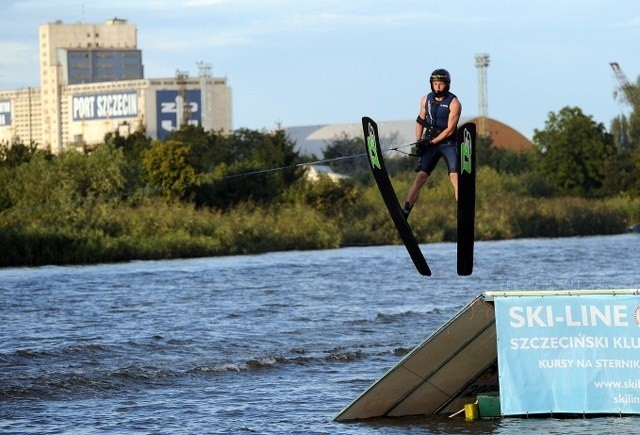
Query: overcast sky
1 0 639 140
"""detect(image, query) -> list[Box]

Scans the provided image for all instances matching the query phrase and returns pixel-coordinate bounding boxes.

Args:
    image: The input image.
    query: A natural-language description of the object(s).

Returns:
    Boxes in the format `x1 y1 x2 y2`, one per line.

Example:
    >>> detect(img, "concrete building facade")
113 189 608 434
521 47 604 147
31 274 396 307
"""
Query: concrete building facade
0 18 232 153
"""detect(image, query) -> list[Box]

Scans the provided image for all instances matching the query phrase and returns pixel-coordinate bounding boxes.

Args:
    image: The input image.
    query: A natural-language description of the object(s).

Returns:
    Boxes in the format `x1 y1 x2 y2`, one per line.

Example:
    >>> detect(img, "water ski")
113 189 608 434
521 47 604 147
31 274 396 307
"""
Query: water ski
362 117 431 276
457 122 476 276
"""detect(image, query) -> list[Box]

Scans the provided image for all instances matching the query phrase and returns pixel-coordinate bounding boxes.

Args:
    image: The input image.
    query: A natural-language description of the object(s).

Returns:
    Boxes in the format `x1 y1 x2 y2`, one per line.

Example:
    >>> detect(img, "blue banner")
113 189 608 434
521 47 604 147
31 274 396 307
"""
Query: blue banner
156 90 201 140
72 91 138 121
495 294 640 415
0 100 11 126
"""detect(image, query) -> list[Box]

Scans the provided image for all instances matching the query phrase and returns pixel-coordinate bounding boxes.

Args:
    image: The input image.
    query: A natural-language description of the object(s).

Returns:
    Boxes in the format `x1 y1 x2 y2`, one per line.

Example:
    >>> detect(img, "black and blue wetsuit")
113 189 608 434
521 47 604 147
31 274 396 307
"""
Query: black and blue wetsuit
417 92 458 175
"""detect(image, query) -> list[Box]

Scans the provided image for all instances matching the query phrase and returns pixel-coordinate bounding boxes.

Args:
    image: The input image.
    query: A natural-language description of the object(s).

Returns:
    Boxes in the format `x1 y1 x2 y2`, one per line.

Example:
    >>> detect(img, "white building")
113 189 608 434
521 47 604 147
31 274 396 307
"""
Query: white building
303 164 350 183
0 18 232 153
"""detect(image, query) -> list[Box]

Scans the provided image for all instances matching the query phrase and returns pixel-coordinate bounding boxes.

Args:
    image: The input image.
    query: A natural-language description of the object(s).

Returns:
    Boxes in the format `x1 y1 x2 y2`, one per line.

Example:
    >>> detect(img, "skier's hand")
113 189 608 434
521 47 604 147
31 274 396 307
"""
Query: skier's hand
416 138 431 156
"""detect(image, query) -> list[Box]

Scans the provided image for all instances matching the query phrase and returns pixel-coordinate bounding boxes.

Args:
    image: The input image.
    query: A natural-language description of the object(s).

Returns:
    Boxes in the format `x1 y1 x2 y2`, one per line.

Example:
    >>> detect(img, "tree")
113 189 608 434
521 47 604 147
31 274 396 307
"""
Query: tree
0 140 48 168
610 77 640 153
1 144 127 227
322 133 370 182
164 124 214 172
104 129 152 191
609 77 640 195
141 139 199 201
533 107 615 197
142 125 304 208
476 135 533 174
198 128 304 208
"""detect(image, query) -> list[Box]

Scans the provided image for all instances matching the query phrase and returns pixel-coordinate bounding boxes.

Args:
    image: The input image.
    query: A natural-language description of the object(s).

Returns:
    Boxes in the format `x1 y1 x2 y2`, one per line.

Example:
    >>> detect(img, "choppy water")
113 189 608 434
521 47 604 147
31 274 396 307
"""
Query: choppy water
1 234 638 434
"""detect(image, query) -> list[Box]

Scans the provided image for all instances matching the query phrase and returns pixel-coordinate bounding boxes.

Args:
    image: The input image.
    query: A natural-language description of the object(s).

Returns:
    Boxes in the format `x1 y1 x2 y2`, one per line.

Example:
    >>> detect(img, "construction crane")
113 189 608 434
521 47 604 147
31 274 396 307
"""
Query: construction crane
609 61 632 104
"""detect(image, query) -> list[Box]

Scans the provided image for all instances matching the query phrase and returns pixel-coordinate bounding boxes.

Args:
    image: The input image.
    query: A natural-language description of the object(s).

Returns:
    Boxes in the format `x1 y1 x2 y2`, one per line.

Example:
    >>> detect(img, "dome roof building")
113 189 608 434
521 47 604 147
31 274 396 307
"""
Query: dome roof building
287 116 532 158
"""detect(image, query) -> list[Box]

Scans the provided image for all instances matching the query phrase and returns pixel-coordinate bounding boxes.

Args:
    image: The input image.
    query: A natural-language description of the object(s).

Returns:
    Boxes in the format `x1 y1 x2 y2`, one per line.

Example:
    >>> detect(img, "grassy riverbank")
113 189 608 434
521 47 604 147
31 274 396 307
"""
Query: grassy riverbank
1 167 637 267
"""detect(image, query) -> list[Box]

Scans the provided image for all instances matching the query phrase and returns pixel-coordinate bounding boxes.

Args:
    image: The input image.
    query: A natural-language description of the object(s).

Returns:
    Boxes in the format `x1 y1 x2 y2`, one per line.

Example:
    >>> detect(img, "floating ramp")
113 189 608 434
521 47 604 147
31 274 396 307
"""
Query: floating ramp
336 289 640 421
335 295 498 421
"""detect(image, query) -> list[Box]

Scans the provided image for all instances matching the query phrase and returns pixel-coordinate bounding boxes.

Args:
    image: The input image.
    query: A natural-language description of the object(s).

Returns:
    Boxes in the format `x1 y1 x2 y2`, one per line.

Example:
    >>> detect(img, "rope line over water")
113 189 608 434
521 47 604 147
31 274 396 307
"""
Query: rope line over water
200 138 420 183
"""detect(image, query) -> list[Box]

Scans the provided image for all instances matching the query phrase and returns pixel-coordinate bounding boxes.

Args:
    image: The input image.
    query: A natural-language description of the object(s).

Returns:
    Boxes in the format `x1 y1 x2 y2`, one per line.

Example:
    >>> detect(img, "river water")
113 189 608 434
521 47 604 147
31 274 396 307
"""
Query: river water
1 234 638 434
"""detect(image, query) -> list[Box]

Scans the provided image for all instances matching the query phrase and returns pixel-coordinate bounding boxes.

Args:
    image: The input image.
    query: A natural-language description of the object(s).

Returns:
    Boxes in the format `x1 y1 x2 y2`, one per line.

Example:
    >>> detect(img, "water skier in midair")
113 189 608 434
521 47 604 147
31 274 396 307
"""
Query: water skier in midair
402 69 461 220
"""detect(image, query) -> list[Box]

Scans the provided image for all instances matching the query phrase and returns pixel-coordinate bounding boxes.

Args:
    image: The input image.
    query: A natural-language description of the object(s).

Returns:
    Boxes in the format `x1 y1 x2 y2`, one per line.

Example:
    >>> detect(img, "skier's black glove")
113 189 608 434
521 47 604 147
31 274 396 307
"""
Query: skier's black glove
415 138 431 156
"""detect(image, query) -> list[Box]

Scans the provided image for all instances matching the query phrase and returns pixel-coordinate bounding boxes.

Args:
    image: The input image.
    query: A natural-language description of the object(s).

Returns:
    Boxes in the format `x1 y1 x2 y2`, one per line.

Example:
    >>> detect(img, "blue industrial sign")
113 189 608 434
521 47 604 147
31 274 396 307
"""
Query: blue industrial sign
156 90 201 140
495 294 640 415
0 100 11 126
72 91 138 121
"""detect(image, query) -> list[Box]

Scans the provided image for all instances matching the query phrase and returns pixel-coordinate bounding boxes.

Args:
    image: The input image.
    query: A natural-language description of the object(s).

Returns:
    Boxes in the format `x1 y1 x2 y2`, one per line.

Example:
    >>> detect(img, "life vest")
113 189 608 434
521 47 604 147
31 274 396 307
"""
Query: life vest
425 92 457 142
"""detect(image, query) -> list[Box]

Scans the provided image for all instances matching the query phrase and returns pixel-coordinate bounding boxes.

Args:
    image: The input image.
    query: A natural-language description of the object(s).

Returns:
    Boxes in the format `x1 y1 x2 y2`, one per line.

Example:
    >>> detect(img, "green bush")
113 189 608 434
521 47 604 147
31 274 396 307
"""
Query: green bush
0 129 637 267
